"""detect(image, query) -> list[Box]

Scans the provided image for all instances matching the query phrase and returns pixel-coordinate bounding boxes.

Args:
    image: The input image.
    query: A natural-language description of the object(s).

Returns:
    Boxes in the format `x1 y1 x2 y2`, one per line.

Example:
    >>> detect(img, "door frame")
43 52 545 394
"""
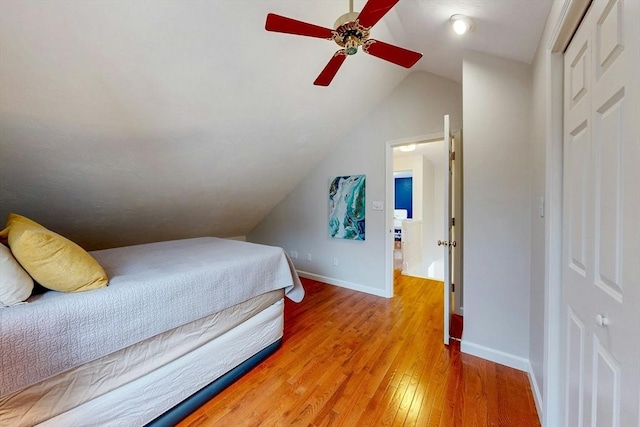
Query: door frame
385 131 444 298
544 1 592 426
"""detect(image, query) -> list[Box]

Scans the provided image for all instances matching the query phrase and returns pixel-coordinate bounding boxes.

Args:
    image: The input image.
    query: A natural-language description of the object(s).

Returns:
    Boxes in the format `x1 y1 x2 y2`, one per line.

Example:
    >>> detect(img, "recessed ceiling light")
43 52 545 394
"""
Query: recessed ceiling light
399 144 416 152
450 14 474 35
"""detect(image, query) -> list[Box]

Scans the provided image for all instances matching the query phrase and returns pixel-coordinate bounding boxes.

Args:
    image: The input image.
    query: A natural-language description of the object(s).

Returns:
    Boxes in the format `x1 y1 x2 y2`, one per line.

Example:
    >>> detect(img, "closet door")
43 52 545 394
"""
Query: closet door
562 0 639 426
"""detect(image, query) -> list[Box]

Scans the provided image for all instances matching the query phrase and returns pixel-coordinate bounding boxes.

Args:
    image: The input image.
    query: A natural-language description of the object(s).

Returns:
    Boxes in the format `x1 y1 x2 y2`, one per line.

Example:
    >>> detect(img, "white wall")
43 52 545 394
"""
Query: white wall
461 50 532 364
421 156 437 278
430 162 445 279
249 71 462 295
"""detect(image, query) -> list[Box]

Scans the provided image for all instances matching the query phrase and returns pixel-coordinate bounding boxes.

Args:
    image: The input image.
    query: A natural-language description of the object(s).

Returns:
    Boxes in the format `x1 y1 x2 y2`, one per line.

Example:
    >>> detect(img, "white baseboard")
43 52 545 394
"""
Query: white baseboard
296 271 390 298
527 360 544 426
460 340 529 372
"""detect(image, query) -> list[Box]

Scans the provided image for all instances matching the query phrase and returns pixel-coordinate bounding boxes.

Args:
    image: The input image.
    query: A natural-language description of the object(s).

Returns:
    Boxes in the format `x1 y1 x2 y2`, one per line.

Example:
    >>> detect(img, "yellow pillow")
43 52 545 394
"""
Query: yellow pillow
0 213 108 292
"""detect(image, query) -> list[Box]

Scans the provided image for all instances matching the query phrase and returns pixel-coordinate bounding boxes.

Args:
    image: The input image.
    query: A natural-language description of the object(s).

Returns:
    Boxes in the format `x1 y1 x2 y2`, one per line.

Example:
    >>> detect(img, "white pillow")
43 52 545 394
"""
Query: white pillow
0 244 34 307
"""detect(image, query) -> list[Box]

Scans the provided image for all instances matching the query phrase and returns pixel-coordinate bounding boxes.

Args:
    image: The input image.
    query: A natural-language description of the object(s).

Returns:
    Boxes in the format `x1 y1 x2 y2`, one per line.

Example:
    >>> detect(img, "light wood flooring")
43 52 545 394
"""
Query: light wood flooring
179 276 540 427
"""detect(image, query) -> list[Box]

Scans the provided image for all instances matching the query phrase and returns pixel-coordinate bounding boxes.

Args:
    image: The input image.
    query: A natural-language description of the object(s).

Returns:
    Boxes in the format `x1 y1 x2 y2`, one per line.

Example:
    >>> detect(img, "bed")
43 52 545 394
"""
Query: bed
0 237 304 426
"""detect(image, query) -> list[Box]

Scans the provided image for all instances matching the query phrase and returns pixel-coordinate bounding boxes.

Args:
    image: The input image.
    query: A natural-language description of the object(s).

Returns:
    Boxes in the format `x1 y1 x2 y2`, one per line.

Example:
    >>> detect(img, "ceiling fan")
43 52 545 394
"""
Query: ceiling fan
265 0 422 86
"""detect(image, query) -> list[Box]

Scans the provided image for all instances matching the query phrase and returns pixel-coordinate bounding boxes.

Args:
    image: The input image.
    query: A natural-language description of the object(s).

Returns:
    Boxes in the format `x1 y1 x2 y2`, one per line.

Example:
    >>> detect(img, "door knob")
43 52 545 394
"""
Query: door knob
596 314 610 327
438 240 449 246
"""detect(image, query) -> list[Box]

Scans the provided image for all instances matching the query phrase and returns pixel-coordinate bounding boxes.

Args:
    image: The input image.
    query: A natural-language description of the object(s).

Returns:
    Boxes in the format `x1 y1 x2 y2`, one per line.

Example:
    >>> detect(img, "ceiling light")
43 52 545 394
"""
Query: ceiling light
399 144 416 152
450 14 474 35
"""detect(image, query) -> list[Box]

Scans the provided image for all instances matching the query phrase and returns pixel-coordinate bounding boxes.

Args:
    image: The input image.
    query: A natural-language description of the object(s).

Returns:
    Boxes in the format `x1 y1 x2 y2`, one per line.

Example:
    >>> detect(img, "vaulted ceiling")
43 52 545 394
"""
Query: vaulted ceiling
0 0 552 249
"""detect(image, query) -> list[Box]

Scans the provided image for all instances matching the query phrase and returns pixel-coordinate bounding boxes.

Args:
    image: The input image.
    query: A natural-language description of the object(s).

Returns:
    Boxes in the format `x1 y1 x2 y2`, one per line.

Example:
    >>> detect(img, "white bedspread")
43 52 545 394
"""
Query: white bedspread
0 237 303 396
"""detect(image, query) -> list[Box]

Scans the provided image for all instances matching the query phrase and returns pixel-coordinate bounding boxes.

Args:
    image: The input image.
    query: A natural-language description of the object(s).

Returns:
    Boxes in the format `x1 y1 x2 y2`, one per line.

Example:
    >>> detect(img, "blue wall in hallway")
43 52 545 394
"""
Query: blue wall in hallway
394 177 412 218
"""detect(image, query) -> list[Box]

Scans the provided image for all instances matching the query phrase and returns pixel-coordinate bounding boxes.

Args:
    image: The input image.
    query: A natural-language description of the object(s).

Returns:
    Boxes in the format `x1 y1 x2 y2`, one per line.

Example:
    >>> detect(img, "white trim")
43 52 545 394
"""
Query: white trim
296 270 390 298
385 142 394 298
408 274 445 282
387 132 445 147
542 50 565 427
223 235 246 241
542 0 585 425
528 360 544 425
460 340 529 372
549 0 591 53
548 0 572 49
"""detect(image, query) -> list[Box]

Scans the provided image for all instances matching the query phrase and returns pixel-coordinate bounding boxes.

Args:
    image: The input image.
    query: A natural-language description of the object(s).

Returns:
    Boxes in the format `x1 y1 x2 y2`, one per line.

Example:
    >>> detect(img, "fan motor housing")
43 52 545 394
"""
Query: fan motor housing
332 12 370 55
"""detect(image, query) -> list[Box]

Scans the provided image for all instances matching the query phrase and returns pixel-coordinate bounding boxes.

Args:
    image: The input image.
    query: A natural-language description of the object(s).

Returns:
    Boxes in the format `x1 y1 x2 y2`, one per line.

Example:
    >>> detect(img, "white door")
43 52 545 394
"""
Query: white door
562 1 639 426
451 129 462 315
443 115 452 345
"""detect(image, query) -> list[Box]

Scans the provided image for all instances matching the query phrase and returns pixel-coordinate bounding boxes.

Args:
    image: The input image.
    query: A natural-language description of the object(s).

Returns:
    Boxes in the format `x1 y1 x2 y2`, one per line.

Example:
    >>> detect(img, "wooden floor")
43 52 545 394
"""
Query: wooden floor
179 276 540 427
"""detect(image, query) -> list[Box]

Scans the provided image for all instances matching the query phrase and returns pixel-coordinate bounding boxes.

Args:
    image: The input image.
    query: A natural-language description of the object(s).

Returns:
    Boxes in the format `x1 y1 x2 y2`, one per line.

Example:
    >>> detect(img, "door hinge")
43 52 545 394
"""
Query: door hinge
452 283 455 292
451 217 455 226
451 151 456 161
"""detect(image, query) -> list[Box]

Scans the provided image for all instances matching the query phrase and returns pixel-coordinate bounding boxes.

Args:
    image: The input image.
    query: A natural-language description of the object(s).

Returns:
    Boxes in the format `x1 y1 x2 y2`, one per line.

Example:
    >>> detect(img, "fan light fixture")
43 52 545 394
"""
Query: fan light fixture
450 14 474 35
399 144 416 152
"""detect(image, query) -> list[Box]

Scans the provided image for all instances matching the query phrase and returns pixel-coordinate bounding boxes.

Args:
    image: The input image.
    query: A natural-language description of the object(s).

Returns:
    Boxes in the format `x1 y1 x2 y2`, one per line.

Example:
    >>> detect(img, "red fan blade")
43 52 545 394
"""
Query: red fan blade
357 0 399 28
265 13 334 39
363 40 422 68
314 52 347 86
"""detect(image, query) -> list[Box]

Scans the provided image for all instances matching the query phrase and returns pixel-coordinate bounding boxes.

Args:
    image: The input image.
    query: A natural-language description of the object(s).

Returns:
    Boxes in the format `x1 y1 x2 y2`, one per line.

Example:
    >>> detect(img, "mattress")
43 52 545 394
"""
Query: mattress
1 237 304 396
0 290 284 427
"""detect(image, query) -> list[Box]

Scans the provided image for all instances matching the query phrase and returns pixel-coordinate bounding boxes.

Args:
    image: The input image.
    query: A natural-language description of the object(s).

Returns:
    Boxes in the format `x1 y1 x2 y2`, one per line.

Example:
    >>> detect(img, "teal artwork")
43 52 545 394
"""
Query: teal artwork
329 175 366 240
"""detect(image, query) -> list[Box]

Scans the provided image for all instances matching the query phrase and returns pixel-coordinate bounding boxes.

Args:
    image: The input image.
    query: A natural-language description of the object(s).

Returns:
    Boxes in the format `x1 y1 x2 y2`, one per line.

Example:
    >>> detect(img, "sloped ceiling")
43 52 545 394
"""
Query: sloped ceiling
0 0 551 250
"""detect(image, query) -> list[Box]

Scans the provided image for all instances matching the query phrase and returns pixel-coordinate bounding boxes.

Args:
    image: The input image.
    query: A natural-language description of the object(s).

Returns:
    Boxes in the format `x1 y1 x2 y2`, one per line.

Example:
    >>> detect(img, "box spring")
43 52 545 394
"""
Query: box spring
0 290 284 426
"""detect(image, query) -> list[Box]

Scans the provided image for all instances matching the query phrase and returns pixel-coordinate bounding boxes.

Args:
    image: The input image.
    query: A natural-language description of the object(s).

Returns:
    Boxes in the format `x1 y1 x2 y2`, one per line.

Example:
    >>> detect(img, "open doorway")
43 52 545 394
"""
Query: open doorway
385 124 463 344
392 141 445 280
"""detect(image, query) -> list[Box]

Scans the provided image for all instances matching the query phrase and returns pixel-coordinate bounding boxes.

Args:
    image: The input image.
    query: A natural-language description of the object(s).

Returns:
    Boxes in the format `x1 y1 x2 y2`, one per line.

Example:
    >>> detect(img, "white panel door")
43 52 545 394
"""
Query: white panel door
443 115 452 345
562 1 640 426
451 129 463 315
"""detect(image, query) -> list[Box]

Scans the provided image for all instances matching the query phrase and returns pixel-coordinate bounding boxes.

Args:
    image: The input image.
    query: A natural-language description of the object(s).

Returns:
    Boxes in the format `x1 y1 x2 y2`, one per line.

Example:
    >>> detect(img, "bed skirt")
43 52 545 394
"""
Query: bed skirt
0 297 285 426
38 298 285 426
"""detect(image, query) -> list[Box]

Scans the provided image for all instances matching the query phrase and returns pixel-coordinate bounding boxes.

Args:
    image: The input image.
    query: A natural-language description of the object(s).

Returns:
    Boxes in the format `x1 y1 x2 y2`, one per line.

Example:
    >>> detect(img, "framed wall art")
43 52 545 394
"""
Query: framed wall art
328 175 365 240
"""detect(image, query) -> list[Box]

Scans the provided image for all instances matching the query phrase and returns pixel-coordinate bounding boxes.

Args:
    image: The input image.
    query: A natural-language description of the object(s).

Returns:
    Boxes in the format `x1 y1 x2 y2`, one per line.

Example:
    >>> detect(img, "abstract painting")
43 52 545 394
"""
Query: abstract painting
329 175 366 240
